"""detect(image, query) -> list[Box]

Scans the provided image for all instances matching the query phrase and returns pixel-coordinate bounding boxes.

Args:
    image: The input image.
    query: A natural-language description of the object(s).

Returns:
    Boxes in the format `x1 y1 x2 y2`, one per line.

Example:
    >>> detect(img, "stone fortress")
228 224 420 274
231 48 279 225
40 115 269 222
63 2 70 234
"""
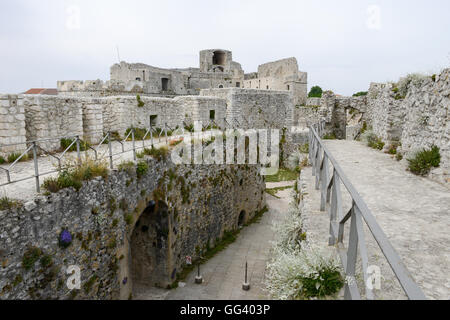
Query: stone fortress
57 49 308 105
0 48 449 300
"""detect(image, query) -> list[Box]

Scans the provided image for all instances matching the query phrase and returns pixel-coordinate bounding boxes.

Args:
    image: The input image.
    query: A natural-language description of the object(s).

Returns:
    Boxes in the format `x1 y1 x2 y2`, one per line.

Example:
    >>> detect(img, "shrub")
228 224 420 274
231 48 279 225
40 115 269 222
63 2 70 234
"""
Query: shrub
0 196 21 211
43 158 108 193
362 131 384 150
386 142 400 155
7 152 28 163
125 127 150 141
0 156 5 164
136 161 149 179
60 138 90 152
396 153 403 161
407 146 440 176
308 86 323 98
265 202 344 300
22 247 42 270
136 95 145 108
396 73 428 98
184 124 194 133
322 133 337 140
352 91 368 97
143 146 169 161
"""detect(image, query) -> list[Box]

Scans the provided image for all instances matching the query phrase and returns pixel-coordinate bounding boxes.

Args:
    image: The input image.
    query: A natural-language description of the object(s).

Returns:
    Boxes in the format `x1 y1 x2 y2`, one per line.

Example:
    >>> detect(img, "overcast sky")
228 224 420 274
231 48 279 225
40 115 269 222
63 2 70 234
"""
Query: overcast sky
1 0 449 95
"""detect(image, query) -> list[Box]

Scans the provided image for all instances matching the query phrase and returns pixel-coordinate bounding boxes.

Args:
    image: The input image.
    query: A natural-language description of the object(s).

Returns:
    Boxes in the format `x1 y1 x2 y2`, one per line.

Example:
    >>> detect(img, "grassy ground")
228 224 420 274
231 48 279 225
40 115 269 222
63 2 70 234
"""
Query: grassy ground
266 186 293 199
265 168 299 183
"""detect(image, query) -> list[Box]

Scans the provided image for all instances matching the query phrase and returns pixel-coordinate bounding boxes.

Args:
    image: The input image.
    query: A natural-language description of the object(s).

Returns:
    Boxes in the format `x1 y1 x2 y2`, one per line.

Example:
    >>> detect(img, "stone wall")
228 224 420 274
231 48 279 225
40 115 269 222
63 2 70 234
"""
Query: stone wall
200 88 294 130
23 95 84 151
0 156 265 300
0 95 26 157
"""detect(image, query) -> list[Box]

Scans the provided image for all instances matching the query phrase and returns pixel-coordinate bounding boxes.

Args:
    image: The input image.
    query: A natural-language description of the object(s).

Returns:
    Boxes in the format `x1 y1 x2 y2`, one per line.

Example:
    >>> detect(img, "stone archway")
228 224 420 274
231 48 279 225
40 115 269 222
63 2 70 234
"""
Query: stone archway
238 210 246 227
130 200 170 289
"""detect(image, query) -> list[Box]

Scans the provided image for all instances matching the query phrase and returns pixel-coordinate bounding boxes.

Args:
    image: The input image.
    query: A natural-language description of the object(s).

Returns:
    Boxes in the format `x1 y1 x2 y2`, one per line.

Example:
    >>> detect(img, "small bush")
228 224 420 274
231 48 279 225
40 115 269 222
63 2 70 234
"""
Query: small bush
0 156 5 164
396 153 403 161
386 142 400 155
322 133 337 140
184 124 194 133
7 152 28 163
60 138 90 152
308 86 323 98
143 146 169 161
136 95 145 108
125 127 150 141
0 196 21 211
363 131 384 150
396 73 428 98
22 247 42 270
43 159 108 193
136 161 149 179
352 91 368 97
407 146 441 176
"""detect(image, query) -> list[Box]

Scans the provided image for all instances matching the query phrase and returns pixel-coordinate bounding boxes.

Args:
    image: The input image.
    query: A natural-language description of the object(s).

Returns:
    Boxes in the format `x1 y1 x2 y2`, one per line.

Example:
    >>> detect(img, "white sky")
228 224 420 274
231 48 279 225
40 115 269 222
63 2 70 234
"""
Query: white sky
1 0 449 95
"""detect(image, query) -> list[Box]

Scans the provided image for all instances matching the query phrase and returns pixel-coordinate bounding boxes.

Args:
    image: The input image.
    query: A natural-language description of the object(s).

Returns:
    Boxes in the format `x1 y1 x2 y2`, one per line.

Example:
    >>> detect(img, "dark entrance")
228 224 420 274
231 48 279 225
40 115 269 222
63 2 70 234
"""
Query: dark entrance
238 210 246 227
130 200 170 288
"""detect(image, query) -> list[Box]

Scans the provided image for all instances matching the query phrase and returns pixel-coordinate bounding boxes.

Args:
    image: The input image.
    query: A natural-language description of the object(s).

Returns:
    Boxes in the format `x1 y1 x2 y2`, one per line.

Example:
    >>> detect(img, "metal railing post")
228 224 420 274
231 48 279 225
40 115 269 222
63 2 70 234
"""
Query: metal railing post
150 123 154 148
344 210 359 300
164 123 168 145
32 142 40 193
76 136 81 166
320 154 329 211
132 129 137 162
107 132 113 170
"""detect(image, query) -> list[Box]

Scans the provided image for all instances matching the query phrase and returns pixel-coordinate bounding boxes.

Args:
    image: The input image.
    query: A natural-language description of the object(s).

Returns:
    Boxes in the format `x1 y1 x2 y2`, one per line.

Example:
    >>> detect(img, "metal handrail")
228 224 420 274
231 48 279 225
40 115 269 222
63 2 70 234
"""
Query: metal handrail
308 120 426 300
0 125 180 193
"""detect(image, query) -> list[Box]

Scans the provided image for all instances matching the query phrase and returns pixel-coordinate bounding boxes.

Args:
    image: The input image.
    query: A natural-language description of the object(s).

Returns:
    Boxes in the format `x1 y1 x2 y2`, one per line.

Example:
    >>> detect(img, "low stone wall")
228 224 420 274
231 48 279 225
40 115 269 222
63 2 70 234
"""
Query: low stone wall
0 95 26 157
0 156 265 300
294 106 320 127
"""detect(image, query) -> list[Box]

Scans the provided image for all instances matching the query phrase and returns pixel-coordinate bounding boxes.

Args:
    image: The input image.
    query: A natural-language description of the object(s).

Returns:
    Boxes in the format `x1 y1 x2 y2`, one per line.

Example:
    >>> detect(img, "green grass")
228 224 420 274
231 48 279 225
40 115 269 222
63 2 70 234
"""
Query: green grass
407 145 440 176
136 95 145 108
136 161 149 179
266 186 293 199
6 152 29 163
42 159 108 193
322 133 337 140
22 247 42 270
265 168 299 183
142 146 169 161
366 133 385 150
0 196 22 211
60 138 90 152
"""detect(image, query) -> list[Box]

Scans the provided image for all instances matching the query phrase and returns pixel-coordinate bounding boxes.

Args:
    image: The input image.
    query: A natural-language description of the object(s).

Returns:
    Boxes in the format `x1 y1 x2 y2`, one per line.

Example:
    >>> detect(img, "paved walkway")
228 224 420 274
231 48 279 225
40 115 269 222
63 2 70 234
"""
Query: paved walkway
133 188 293 300
301 140 450 300
0 132 216 201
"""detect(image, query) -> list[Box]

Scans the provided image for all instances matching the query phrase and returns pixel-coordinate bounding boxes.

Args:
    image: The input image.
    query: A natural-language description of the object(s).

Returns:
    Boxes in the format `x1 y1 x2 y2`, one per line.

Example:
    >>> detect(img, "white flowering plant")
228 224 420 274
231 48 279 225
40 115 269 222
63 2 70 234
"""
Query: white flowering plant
265 202 344 300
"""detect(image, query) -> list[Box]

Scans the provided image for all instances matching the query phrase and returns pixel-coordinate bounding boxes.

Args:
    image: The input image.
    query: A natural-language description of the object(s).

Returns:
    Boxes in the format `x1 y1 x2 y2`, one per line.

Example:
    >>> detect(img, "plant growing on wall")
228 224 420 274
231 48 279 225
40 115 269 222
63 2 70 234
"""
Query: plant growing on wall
308 86 323 98
352 91 368 97
136 95 145 108
407 146 441 176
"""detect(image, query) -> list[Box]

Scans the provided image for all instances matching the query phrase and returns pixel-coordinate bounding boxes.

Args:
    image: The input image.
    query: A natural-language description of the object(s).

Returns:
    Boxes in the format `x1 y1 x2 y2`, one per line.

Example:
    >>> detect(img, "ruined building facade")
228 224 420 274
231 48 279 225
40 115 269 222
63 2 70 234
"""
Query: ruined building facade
57 49 308 105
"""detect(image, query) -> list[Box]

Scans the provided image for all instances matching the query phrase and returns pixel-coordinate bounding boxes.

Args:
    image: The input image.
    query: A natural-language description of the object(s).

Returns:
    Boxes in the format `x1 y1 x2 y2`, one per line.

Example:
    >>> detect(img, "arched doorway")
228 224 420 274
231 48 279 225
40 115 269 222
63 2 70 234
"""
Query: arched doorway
130 200 170 288
238 210 246 227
